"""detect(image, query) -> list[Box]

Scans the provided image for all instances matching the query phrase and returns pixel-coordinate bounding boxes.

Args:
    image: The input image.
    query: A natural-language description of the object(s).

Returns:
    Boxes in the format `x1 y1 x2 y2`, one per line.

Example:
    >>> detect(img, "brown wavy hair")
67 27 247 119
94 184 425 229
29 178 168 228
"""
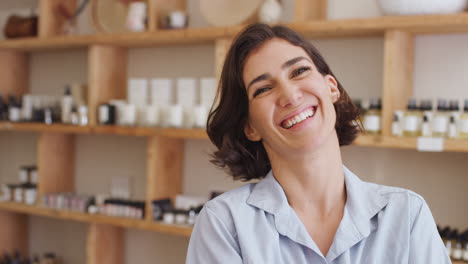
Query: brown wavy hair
207 23 361 181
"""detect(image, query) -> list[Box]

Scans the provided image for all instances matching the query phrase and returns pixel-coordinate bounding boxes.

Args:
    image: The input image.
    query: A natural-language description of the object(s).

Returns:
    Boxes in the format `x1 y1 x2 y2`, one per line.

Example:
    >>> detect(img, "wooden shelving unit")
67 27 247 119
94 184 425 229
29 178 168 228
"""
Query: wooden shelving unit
0 0 466 262
0 202 192 237
3 13 468 51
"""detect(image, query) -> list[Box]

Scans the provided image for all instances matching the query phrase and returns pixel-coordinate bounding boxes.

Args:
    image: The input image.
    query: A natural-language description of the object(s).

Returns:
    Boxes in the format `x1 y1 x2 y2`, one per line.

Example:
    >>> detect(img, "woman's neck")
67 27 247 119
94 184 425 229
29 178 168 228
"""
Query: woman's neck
267 132 346 217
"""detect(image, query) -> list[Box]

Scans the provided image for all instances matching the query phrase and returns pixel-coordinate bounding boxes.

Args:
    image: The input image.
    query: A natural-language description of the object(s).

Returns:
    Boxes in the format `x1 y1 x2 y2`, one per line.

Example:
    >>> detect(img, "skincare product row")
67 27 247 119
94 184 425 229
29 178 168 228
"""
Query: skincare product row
152 192 222 225
0 165 38 205
0 84 88 125
98 77 217 128
393 98 468 139
0 251 61 264
438 225 468 262
42 192 145 219
42 192 93 213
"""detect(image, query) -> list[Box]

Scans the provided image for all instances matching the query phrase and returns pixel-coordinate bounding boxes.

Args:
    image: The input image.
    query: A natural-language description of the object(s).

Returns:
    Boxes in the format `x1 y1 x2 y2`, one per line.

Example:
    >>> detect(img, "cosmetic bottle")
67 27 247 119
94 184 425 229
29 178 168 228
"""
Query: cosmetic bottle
433 99 449 138
403 98 421 137
420 99 434 128
459 100 468 139
70 105 79 125
8 95 21 122
449 99 461 122
452 233 463 261
78 105 88 126
448 116 458 139
421 115 432 137
61 85 73 123
363 98 381 134
21 94 33 122
391 110 403 137
44 107 53 125
98 103 116 125
447 229 458 256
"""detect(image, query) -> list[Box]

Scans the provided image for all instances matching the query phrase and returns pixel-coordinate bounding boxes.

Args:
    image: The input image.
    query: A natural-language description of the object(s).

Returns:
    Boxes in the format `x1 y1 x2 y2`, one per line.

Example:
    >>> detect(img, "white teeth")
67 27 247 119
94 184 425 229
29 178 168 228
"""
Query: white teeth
283 107 316 129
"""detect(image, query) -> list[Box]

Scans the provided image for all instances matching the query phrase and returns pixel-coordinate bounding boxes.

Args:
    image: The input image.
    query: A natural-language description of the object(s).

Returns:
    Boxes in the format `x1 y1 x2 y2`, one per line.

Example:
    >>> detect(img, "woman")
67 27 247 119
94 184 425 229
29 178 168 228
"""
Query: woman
186 23 449 263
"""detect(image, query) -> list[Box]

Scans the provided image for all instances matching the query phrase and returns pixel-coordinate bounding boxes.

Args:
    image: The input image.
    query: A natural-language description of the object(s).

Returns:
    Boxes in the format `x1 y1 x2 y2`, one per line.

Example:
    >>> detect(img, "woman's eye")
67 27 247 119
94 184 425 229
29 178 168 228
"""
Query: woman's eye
253 86 271 97
291 66 310 78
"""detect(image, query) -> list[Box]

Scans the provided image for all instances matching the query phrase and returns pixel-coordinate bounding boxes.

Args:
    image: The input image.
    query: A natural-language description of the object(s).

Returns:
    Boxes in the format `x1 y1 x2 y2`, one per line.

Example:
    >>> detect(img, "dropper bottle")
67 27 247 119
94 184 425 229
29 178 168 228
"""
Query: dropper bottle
403 98 421 137
363 97 381 135
432 99 449 138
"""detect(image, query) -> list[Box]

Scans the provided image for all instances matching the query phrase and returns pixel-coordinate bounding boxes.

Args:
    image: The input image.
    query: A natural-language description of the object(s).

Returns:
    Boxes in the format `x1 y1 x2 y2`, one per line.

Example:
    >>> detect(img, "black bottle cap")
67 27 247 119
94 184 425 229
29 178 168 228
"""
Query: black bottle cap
449 100 459 111
423 115 429 122
464 99 468 112
64 85 72 96
393 113 399 122
437 99 448 111
450 116 455 123
407 98 417 111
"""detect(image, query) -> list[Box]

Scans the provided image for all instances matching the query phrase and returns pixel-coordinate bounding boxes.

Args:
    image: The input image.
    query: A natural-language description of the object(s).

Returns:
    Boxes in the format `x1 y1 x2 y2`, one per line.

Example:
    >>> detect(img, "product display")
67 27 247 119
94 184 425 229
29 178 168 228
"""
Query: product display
0 250 62 264
0 165 38 205
391 98 468 140
0 84 89 126
438 225 468 262
98 77 217 129
151 197 204 226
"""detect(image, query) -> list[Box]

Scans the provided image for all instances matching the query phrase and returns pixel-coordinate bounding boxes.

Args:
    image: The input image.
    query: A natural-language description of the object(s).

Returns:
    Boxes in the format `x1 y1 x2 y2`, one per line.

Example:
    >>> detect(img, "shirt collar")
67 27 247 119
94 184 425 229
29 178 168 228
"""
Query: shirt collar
246 165 390 259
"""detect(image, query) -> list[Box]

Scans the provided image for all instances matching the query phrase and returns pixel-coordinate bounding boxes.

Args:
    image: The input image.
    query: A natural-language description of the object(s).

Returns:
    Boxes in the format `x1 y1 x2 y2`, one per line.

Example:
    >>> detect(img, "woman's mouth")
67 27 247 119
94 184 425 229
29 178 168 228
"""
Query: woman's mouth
281 106 316 129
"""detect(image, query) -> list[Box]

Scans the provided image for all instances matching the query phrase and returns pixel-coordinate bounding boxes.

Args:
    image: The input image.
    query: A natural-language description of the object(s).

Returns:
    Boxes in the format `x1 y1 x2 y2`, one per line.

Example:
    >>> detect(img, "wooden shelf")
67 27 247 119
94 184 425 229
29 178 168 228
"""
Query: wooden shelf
355 134 468 153
3 13 468 51
3 123 468 151
0 202 192 237
0 122 207 139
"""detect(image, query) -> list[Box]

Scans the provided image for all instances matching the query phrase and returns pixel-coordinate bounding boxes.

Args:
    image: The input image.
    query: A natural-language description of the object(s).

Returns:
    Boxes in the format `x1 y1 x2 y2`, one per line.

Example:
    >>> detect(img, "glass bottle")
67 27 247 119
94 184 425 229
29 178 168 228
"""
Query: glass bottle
363 98 381 135
459 100 468 139
403 98 421 137
432 99 449 138
392 111 403 137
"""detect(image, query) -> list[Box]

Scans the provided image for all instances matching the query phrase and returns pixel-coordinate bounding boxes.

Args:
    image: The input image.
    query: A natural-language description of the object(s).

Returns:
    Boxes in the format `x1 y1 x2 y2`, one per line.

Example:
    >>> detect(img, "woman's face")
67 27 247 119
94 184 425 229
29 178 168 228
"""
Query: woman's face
242 38 340 157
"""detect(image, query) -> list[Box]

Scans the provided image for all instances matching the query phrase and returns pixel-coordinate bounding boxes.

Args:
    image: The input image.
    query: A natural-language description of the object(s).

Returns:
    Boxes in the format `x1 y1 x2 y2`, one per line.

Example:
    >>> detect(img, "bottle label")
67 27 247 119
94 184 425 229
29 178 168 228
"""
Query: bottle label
459 119 468 133
403 115 419 132
433 115 448 133
364 115 380 132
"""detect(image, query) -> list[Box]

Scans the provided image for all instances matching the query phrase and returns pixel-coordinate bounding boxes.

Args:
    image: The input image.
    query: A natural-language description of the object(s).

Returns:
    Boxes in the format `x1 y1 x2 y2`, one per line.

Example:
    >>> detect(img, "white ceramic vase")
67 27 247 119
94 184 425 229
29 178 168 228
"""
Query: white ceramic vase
258 0 282 24
377 0 467 15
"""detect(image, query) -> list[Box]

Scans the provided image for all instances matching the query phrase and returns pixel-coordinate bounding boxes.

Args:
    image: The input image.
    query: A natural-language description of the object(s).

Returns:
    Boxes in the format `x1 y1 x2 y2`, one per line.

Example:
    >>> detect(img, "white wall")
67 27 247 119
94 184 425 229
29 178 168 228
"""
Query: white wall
0 0 467 263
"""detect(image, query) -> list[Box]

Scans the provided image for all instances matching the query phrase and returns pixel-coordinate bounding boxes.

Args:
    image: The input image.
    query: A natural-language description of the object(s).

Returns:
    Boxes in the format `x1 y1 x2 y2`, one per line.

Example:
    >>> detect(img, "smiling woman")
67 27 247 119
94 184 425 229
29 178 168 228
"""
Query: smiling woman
186 24 450 264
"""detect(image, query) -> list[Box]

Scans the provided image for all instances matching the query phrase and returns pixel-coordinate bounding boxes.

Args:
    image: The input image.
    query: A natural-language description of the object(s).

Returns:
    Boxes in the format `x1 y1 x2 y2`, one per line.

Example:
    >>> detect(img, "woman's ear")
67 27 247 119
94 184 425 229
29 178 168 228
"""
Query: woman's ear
244 120 262 141
326 75 340 103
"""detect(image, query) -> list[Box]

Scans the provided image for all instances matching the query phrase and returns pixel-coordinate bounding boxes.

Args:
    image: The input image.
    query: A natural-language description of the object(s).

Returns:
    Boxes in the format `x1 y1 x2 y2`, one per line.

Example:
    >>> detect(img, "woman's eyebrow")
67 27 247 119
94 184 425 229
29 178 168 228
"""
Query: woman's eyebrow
281 56 311 70
247 73 271 91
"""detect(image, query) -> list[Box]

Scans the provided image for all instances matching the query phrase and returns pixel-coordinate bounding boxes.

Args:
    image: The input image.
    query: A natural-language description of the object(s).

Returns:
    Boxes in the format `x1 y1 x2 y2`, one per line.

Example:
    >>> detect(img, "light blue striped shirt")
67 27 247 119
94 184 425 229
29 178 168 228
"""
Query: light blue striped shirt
186 166 450 263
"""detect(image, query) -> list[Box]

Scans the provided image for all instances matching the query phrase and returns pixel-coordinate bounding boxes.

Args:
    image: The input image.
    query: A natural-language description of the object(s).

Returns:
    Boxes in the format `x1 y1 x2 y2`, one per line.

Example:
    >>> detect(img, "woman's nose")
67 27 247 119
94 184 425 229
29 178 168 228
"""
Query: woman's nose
278 82 303 108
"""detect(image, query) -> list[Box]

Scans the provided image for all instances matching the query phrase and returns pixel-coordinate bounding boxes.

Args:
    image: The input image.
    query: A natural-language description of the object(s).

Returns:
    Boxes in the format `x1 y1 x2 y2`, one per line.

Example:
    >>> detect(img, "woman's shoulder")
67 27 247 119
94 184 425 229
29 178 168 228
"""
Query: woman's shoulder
361 180 429 225
201 182 258 222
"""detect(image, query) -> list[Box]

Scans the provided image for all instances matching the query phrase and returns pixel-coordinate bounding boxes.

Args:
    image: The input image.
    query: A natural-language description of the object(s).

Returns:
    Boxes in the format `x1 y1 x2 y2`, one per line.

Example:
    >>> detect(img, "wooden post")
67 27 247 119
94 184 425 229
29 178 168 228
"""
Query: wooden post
88 45 127 126
0 51 29 97
145 136 184 220
39 0 77 37
148 0 187 31
294 0 327 22
382 30 415 136
37 133 75 202
87 224 124 264
0 211 28 256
